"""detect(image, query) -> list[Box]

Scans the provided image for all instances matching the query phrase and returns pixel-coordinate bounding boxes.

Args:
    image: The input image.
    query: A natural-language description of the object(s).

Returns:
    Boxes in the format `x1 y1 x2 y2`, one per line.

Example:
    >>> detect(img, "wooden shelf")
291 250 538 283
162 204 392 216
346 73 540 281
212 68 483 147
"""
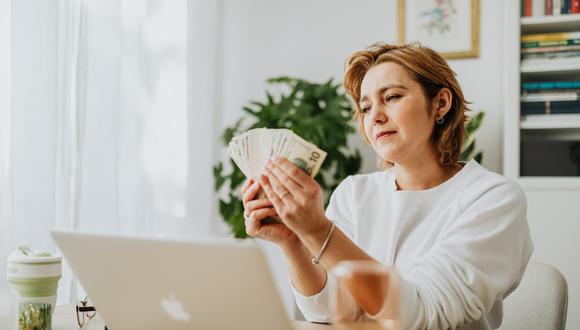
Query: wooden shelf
520 114 580 129
521 13 580 34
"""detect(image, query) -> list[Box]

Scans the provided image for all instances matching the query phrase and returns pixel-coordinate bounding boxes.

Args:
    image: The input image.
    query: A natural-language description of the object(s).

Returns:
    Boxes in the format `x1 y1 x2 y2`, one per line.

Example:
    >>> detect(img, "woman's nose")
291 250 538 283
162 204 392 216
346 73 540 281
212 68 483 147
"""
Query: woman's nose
369 106 387 125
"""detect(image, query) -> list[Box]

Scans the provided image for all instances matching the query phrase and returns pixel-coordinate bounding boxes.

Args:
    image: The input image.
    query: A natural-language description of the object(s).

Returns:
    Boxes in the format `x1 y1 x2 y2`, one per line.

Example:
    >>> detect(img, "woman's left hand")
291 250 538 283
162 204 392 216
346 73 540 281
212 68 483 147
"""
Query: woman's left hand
260 157 329 238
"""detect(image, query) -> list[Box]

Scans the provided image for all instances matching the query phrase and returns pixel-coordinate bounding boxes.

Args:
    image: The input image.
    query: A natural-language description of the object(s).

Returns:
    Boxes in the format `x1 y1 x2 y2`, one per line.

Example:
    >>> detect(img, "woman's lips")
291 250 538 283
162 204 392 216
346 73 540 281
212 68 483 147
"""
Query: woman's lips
376 131 396 141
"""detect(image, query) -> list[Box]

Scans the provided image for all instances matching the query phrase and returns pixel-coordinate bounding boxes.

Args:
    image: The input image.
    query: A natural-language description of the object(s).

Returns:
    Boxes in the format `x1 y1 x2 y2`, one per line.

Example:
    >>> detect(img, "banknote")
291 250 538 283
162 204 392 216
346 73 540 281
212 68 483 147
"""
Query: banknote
228 128 327 180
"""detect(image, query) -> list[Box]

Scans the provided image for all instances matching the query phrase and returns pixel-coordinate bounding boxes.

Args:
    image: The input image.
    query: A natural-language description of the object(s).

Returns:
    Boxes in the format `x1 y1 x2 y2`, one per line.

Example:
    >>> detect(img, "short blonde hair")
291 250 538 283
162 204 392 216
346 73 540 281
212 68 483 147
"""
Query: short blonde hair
343 42 469 166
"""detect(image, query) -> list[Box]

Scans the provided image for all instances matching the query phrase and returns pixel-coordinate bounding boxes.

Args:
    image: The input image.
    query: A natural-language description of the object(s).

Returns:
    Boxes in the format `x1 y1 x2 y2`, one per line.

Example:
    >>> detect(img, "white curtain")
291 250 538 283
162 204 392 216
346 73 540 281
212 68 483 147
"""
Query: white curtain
1 0 224 304
0 0 14 295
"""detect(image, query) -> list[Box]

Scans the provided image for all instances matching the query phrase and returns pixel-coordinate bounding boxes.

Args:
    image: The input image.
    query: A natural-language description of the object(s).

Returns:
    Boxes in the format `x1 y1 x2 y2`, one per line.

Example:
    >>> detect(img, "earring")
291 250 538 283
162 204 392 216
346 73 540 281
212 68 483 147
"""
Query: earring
436 117 444 124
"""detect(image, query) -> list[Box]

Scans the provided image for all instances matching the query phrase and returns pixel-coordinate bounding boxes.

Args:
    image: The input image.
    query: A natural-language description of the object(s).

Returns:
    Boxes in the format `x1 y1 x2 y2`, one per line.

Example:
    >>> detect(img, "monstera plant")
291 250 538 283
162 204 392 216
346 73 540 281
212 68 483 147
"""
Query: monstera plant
213 77 363 238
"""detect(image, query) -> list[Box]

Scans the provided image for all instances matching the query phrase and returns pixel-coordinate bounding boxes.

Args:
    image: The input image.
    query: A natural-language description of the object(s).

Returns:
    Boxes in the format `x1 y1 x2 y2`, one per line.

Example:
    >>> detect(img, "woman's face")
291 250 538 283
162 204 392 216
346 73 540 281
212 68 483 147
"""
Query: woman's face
359 62 437 165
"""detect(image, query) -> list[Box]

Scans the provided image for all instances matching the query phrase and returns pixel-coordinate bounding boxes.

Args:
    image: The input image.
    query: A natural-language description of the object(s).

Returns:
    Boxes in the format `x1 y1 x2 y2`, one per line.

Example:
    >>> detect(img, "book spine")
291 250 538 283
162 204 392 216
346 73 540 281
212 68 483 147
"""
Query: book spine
522 50 580 60
521 44 580 53
561 0 570 13
521 101 580 115
522 39 580 47
533 0 544 15
521 92 579 102
524 0 533 16
521 31 580 42
553 0 562 14
572 0 580 13
522 81 580 90
546 0 554 14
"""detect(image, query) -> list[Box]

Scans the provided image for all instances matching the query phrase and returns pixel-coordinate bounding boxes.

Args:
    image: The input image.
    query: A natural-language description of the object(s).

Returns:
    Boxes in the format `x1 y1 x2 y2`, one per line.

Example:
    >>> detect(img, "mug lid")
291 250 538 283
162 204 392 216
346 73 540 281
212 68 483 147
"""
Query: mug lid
7 246 61 263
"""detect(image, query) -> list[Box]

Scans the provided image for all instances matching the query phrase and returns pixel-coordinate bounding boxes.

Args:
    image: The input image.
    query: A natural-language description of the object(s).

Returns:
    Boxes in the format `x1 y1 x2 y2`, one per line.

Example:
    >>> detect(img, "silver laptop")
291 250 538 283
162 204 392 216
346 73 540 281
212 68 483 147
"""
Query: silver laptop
51 230 295 330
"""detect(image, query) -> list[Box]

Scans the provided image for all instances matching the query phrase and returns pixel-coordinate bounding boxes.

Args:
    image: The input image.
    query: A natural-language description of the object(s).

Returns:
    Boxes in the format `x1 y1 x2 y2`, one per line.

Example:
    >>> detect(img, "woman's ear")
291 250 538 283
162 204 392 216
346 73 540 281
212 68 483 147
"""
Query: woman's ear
434 88 453 121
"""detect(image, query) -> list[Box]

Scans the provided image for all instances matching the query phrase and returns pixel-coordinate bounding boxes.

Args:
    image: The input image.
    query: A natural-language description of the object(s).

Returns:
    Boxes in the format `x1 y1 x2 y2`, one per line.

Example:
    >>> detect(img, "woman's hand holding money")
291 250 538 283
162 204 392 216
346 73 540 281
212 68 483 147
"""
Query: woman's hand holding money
241 178 300 248
260 157 331 242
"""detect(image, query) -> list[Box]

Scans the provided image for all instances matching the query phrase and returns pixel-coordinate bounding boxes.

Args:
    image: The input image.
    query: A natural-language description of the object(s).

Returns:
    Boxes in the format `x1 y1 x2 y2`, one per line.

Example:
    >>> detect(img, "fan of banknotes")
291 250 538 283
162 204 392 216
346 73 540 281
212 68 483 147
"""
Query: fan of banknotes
228 128 327 180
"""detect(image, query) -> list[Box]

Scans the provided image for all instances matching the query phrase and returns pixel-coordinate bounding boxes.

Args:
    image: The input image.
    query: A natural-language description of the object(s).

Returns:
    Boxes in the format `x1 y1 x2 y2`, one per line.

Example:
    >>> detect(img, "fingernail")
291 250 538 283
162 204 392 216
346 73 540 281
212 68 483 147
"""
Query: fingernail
260 175 267 183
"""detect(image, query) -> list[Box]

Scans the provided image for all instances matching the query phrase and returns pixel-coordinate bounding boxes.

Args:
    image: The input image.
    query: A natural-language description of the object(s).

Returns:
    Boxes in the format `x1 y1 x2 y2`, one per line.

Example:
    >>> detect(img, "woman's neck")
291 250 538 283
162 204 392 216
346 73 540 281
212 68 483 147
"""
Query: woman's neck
393 150 463 191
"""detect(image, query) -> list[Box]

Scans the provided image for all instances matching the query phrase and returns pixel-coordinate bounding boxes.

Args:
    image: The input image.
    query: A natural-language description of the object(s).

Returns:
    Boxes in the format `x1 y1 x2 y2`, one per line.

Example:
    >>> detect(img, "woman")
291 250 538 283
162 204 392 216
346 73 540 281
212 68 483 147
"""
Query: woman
241 43 533 330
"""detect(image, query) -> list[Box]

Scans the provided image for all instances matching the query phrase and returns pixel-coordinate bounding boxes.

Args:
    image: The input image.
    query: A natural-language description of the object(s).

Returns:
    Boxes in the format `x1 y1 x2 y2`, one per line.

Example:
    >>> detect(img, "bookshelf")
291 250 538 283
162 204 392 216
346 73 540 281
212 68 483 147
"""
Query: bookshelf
503 3 580 186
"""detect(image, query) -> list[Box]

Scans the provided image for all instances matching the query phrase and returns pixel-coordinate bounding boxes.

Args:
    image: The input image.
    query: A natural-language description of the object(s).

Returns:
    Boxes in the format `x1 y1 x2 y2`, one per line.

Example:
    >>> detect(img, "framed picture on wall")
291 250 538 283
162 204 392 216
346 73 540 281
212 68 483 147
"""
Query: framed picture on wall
398 0 480 59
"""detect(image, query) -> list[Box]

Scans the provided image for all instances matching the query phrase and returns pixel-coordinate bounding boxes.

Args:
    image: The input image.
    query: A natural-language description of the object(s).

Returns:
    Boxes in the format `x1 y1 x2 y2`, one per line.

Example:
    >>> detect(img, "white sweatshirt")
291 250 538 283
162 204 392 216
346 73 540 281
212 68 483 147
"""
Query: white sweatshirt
292 160 533 330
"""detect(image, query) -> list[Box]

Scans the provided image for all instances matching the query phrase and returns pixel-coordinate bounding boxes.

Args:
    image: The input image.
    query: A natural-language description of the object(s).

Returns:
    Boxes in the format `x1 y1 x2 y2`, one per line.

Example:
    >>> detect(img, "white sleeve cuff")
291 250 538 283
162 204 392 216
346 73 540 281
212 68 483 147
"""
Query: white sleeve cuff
289 276 332 323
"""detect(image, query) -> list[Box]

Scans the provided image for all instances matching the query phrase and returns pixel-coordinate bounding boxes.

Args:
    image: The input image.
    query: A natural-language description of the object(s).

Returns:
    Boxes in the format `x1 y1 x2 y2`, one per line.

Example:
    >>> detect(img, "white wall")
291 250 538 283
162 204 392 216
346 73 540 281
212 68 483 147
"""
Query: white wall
0 0 14 290
219 0 505 174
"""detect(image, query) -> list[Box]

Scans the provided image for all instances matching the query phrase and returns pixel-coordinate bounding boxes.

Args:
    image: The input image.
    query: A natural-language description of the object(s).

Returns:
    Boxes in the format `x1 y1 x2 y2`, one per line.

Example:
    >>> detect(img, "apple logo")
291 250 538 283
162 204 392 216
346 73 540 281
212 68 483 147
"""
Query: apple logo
161 294 191 322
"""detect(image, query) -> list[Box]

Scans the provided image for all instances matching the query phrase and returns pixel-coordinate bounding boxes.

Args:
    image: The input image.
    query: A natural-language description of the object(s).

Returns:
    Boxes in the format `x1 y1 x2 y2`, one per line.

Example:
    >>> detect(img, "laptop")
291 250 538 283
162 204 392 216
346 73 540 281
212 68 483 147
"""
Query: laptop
51 230 295 330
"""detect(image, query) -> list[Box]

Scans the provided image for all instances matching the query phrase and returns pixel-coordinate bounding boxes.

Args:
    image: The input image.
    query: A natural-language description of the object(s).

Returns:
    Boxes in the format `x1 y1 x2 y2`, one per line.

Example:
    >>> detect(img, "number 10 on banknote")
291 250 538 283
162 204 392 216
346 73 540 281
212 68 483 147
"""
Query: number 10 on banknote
228 128 327 181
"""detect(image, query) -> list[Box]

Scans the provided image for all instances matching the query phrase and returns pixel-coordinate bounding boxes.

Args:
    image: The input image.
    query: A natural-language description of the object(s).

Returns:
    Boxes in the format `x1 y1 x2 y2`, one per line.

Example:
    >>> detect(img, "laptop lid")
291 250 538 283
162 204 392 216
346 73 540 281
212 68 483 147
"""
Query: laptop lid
51 230 294 330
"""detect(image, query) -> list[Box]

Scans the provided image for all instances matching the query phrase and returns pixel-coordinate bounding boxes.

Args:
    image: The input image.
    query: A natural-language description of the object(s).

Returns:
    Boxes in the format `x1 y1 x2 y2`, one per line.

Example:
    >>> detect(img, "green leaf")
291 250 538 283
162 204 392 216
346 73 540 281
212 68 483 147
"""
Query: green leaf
461 111 485 162
466 111 484 135
474 152 483 164
460 140 475 161
222 118 244 145
212 164 225 191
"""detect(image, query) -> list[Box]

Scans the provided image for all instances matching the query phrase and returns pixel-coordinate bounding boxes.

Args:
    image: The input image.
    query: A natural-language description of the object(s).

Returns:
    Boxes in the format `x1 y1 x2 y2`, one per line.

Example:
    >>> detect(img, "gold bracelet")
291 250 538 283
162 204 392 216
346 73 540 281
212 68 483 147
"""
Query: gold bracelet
312 222 335 265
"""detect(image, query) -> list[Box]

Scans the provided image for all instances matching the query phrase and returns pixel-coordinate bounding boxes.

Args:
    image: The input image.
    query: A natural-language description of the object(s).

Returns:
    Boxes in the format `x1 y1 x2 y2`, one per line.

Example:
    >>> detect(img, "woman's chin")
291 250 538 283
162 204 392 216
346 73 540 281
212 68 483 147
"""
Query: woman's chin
375 149 399 164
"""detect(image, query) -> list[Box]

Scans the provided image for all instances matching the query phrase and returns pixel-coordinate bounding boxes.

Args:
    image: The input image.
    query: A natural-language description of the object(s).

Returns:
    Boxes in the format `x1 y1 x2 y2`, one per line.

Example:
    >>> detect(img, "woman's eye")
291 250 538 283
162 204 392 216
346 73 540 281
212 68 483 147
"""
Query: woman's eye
361 106 371 114
385 94 400 102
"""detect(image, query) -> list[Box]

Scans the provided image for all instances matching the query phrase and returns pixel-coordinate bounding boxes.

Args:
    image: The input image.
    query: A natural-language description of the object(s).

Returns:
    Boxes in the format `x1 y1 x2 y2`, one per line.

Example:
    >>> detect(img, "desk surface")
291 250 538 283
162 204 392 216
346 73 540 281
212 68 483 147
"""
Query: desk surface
53 304 385 330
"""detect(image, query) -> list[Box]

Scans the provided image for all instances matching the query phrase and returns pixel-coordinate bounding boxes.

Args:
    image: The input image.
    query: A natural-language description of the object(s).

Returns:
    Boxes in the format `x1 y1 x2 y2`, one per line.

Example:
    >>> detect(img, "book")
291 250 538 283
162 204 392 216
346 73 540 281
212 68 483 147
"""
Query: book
521 92 579 102
522 50 580 60
562 0 570 13
521 31 580 43
573 0 580 12
522 39 580 48
521 100 580 115
524 0 532 16
521 44 580 54
553 0 562 15
533 0 544 16
546 0 554 14
521 56 580 67
522 80 580 90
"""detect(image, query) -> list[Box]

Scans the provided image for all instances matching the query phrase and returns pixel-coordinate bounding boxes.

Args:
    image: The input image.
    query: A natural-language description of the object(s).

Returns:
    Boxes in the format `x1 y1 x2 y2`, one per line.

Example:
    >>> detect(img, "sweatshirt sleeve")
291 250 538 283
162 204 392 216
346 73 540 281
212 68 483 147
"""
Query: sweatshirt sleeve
374 180 534 330
291 176 355 323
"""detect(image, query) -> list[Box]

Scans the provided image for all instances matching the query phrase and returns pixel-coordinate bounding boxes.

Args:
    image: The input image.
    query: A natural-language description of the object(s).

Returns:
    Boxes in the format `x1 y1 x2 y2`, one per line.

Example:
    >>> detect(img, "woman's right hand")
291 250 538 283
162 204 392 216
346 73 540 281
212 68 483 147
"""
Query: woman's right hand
241 179 300 248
